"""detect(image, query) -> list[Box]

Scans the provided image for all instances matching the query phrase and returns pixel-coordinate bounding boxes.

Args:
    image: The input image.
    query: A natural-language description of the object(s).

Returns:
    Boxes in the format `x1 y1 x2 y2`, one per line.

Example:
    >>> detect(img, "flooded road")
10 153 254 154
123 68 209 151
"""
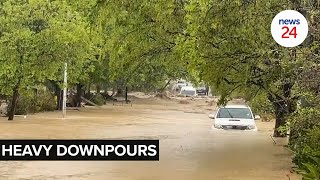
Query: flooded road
0 98 300 180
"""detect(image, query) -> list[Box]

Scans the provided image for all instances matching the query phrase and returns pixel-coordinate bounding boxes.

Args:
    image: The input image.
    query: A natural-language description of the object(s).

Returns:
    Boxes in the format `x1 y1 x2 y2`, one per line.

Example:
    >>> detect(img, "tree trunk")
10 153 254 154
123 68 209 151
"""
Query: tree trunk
76 84 84 107
273 99 287 137
268 93 287 137
8 85 20 120
125 86 128 103
55 88 62 110
96 84 101 94
268 78 295 137
87 82 91 96
205 85 209 96
160 79 171 93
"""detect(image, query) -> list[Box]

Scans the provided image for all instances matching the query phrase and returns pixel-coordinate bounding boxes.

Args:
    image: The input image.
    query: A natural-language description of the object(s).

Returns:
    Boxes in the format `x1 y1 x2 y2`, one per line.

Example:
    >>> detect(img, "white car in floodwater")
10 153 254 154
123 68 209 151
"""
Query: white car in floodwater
209 105 260 131
179 86 197 97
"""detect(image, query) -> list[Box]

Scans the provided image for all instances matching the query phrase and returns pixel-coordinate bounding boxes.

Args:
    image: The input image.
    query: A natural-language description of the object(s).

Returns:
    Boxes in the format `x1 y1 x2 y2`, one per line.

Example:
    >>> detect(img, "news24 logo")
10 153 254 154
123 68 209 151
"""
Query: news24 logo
271 10 308 47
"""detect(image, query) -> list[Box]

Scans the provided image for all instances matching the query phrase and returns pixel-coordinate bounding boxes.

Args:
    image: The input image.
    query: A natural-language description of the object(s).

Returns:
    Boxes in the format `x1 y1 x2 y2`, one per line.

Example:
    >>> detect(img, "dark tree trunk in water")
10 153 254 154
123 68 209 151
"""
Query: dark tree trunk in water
96 84 101 94
55 88 62 110
86 82 91 96
269 81 294 137
50 81 63 110
76 84 84 107
125 86 128 103
205 83 210 96
272 98 287 137
268 93 287 137
8 85 20 120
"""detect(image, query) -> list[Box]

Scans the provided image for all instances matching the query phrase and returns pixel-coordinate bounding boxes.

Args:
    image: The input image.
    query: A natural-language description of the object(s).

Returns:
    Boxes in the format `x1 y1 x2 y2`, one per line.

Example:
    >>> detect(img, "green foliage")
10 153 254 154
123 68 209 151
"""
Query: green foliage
93 0 189 91
292 126 320 168
0 0 94 94
7 94 33 115
297 156 320 180
180 0 306 104
34 90 56 112
6 88 56 115
91 94 105 106
0 0 97 120
289 107 320 147
287 107 320 176
249 92 274 117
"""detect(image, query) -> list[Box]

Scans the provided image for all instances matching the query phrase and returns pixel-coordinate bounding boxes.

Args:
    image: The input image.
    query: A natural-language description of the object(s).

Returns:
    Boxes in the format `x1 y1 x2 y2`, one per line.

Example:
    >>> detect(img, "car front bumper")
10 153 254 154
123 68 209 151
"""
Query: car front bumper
214 124 257 130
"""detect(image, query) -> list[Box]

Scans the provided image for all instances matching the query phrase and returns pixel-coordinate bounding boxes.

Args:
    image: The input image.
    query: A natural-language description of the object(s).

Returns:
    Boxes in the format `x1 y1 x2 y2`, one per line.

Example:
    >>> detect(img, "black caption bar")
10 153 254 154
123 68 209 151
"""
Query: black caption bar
0 140 159 161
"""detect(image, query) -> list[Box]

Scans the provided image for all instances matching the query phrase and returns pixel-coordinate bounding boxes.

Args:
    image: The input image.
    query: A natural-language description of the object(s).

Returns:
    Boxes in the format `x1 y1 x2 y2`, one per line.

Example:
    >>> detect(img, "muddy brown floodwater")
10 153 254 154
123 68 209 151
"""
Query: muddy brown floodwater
0 96 301 180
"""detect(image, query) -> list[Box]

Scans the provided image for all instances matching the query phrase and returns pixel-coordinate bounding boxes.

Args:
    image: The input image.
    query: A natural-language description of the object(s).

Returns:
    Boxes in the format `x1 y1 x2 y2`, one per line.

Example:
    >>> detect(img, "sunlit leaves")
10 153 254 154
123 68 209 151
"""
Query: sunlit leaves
0 0 95 95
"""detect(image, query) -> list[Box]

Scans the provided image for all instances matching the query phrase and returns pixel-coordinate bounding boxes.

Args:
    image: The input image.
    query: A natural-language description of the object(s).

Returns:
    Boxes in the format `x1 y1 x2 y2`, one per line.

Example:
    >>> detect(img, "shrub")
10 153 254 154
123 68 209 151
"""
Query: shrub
91 93 105 106
288 108 320 149
292 126 320 168
249 93 274 115
297 156 320 180
287 107 320 176
7 95 33 115
35 90 56 112
7 89 56 115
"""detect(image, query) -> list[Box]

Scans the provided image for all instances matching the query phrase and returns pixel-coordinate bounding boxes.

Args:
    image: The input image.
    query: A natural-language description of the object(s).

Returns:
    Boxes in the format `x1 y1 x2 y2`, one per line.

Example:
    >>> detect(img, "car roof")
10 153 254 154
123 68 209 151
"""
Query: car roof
219 104 250 108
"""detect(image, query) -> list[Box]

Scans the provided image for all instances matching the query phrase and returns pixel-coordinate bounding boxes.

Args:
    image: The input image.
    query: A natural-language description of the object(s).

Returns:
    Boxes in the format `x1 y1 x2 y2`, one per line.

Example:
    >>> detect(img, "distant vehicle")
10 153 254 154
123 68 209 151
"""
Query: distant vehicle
179 86 197 97
196 86 207 95
175 80 187 91
209 104 260 130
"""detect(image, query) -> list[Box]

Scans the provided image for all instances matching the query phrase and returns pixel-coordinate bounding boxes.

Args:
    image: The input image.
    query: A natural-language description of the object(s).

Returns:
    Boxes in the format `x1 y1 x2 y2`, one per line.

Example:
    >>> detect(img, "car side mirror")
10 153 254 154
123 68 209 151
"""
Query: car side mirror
208 114 215 119
254 115 261 120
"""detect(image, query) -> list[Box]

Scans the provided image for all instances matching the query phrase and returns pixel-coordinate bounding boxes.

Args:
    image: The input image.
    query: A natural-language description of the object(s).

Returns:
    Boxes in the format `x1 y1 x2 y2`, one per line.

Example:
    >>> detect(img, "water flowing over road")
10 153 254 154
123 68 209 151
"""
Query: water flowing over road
0 97 300 180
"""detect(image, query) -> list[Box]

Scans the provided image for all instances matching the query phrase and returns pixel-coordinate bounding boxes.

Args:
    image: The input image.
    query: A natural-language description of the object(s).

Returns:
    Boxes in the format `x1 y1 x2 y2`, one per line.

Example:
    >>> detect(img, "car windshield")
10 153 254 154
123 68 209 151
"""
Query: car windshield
217 108 253 119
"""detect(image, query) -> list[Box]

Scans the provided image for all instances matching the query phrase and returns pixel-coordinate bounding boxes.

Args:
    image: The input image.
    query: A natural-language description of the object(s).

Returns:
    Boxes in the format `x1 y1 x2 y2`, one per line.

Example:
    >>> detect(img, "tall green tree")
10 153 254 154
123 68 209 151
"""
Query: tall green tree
178 0 312 137
0 0 94 119
94 0 189 97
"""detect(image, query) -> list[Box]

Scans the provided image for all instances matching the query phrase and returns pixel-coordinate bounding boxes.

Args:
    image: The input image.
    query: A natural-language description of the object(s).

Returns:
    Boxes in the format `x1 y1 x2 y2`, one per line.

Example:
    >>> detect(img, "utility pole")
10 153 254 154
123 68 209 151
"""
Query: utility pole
62 62 67 118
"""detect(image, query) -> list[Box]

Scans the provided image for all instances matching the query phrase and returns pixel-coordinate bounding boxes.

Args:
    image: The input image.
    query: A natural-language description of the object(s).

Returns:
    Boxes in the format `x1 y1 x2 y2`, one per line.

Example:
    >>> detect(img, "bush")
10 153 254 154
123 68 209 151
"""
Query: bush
248 93 274 122
7 95 33 115
91 93 105 106
291 126 320 168
294 133 320 180
297 156 320 180
288 108 320 149
34 90 56 112
249 93 274 114
7 89 56 115
287 107 320 177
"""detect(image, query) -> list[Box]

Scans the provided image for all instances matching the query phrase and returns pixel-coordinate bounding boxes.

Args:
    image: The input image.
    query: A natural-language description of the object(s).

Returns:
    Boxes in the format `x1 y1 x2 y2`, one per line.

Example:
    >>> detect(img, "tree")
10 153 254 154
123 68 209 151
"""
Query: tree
0 0 95 119
93 0 189 98
177 0 313 137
